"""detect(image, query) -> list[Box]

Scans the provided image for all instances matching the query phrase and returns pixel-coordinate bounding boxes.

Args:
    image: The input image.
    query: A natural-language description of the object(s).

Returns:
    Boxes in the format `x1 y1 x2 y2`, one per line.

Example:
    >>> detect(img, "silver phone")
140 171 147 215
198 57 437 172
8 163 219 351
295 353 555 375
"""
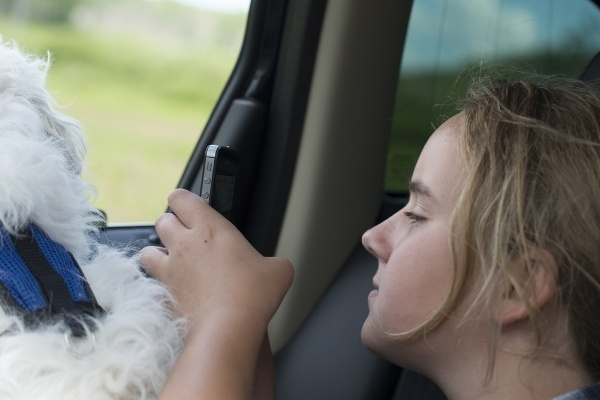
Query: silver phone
200 145 240 221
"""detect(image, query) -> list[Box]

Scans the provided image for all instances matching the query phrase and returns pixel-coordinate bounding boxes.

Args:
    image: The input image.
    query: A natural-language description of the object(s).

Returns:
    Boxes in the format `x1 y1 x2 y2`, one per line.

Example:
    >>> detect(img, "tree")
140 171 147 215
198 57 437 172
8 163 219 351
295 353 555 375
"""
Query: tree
2 0 83 24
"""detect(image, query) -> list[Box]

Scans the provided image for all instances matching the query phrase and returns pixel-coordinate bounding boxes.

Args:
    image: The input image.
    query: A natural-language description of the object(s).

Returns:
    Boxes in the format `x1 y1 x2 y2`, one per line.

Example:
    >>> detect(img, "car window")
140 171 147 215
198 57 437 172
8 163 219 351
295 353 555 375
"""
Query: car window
387 0 600 194
0 0 250 222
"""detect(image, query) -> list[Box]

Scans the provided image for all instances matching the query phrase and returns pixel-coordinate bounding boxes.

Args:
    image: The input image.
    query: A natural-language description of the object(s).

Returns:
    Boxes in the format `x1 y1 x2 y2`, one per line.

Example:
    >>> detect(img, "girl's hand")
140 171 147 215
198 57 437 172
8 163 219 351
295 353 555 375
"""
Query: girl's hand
140 188 293 332
140 189 293 400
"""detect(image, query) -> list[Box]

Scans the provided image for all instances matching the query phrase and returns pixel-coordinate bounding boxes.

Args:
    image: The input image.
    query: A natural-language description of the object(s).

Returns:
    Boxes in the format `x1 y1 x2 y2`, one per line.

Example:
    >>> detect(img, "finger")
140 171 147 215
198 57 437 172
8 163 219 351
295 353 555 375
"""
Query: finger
263 257 295 308
167 189 221 229
139 246 169 278
269 257 295 291
154 212 186 249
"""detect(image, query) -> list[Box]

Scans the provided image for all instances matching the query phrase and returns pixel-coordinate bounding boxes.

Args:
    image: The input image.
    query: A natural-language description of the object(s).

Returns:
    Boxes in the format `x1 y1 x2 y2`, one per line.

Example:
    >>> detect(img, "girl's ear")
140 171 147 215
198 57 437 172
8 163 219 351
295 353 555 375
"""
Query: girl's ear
496 249 558 326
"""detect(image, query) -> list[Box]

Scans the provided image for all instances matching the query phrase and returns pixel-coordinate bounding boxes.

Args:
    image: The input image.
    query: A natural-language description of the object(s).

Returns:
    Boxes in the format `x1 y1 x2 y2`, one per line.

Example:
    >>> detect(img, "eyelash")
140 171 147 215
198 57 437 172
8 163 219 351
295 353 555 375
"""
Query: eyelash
404 211 425 224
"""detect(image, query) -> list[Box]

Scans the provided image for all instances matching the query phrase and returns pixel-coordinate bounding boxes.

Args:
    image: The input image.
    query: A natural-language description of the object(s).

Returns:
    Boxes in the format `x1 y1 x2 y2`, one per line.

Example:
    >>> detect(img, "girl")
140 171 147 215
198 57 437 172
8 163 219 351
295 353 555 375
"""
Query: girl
142 75 600 399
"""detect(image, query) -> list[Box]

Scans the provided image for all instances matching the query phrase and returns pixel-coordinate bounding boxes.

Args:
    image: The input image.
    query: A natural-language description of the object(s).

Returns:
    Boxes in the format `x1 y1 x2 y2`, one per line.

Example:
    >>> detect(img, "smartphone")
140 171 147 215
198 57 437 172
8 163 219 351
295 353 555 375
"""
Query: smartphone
200 145 240 221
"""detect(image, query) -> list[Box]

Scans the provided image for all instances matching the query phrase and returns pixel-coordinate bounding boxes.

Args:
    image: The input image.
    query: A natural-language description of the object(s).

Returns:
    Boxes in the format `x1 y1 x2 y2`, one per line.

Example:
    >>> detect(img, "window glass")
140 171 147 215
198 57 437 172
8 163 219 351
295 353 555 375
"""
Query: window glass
0 0 250 222
387 0 600 193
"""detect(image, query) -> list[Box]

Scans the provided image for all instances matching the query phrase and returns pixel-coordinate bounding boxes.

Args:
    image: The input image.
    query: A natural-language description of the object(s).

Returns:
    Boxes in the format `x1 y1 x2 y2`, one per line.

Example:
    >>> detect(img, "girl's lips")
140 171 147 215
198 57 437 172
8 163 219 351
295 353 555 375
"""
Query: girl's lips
369 281 379 298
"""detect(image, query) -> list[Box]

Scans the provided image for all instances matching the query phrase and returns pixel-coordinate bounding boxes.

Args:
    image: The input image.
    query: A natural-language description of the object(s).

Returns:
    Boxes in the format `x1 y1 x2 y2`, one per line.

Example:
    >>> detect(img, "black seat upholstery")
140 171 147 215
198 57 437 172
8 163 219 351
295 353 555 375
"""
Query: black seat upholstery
581 51 600 89
274 195 447 400
274 243 401 399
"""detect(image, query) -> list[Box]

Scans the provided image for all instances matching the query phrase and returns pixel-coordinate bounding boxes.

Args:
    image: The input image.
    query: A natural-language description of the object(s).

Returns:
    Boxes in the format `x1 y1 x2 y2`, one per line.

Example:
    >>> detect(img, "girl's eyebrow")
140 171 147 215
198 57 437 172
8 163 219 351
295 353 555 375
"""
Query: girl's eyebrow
408 180 438 205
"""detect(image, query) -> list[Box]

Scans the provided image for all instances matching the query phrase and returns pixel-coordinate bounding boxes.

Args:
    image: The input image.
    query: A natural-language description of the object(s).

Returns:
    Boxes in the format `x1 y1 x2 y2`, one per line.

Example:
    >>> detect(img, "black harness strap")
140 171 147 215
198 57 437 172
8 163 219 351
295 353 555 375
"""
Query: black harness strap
13 230 79 314
4 227 104 336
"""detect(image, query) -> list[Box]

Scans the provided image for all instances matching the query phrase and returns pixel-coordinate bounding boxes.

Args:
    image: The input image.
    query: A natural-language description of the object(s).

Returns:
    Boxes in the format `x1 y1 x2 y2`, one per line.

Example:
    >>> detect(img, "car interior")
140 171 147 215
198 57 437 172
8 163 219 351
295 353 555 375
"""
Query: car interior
91 0 600 398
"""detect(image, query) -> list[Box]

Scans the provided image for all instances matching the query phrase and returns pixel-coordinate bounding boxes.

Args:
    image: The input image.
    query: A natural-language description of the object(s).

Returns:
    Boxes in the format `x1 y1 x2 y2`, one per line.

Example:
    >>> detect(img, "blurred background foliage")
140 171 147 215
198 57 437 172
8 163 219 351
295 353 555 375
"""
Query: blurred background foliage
387 50 594 193
0 0 246 222
386 0 600 194
1 0 80 23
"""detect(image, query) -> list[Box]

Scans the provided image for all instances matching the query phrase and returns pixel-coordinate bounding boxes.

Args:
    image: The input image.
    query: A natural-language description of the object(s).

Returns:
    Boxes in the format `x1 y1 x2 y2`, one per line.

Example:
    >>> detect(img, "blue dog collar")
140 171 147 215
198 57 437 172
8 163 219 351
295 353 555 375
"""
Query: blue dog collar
0 224 102 335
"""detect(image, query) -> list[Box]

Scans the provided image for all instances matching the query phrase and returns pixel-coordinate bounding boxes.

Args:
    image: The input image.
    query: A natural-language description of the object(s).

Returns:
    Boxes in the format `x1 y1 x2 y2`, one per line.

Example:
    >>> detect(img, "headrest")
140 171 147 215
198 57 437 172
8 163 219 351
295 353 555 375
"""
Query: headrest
580 51 600 90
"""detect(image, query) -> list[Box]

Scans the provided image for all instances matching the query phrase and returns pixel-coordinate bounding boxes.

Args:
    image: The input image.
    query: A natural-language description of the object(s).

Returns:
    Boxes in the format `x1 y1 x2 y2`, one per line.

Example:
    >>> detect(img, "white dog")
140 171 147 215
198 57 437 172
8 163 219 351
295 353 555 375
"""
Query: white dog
0 41 183 399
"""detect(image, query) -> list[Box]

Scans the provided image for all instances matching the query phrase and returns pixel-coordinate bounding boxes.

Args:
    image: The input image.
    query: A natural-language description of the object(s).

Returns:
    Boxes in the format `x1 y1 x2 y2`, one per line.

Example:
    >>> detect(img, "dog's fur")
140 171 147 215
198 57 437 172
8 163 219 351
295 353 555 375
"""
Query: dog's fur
0 41 183 399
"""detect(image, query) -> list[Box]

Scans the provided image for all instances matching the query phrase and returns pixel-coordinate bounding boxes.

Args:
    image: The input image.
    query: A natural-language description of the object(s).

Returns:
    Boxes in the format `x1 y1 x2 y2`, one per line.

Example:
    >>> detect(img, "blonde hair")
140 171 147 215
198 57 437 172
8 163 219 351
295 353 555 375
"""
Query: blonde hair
388 75 600 380
455 75 600 379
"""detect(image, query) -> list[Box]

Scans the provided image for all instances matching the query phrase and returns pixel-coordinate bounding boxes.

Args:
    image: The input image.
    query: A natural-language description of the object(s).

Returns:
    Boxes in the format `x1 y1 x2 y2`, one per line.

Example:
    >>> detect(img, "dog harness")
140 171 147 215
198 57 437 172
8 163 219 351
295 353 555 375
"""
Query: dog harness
0 224 103 336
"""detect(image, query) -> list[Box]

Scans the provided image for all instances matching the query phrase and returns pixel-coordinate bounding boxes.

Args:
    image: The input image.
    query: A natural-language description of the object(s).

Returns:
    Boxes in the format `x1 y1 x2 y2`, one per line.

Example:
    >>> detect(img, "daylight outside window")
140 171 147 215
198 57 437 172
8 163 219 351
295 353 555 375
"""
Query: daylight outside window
0 0 250 223
387 0 600 194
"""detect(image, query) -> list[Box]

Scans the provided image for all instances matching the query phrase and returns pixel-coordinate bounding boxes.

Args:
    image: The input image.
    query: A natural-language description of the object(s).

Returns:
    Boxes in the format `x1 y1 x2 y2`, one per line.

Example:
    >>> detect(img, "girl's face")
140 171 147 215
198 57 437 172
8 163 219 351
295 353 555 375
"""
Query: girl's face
361 115 473 368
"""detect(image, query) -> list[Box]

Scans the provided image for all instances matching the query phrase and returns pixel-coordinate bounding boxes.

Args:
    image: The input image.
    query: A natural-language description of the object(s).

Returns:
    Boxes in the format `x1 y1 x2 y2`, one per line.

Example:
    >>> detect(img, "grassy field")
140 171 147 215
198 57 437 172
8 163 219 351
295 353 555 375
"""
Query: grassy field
0 12 243 222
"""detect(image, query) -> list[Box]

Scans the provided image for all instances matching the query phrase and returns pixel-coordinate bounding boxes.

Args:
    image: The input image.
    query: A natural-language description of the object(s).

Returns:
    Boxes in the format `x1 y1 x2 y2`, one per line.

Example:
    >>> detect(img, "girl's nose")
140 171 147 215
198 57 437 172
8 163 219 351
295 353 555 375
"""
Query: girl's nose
362 220 391 263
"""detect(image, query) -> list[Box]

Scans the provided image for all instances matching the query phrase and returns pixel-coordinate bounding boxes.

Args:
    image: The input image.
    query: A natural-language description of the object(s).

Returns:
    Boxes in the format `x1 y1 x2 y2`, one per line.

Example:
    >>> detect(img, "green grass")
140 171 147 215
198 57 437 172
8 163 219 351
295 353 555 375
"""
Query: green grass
0 17 242 222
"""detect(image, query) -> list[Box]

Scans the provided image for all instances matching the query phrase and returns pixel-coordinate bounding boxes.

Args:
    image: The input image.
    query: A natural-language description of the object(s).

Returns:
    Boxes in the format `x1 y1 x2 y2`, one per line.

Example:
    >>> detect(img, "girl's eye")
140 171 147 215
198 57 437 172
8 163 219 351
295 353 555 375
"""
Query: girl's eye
404 211 425 224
